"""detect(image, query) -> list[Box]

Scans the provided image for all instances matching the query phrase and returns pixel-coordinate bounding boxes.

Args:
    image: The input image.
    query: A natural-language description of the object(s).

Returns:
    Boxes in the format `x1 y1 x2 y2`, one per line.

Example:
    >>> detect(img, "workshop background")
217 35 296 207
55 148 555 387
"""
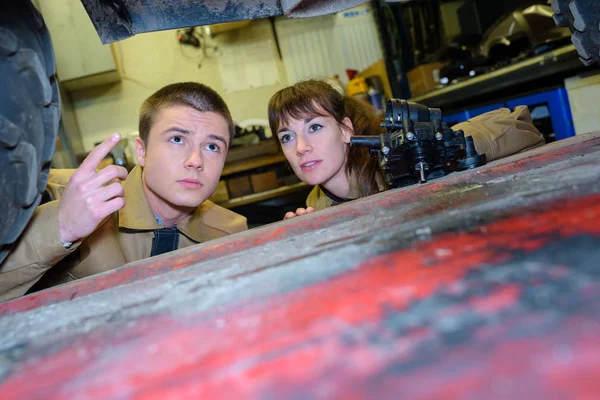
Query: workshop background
39 0 600 227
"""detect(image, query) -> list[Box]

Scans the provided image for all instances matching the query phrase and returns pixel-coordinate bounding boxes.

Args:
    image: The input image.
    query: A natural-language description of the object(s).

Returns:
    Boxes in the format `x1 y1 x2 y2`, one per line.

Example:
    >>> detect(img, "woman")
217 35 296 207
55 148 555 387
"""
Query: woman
268 79 544 219
268 79 383 218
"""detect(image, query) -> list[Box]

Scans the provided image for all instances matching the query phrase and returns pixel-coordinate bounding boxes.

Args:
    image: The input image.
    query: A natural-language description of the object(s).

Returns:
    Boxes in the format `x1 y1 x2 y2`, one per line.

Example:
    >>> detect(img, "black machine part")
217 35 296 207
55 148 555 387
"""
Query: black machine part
351 99 487 188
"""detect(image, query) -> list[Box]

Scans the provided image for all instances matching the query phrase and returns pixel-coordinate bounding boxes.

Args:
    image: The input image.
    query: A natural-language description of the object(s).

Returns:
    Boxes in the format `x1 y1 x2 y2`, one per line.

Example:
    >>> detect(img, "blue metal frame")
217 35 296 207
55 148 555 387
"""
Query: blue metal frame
506 88 575 141
442 88 575 141
443 111 469 125
467 103 505 118
443 103 505 125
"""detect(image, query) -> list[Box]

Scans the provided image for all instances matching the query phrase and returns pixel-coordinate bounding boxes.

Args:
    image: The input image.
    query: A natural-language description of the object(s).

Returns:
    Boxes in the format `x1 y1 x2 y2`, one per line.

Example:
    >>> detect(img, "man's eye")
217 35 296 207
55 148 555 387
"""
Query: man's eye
280 133 292 144
205 143 220 152
309 124 323 133
170 135 183 144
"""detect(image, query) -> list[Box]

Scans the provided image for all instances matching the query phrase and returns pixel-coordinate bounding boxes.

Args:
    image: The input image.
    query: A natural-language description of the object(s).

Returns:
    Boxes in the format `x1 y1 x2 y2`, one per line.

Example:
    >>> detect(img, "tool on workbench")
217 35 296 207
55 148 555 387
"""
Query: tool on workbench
351 98 487 188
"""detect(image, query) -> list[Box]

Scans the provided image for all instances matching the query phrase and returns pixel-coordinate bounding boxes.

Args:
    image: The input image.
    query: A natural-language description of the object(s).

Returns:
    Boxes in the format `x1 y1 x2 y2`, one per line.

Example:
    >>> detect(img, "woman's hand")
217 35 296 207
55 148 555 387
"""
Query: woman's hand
57 134 128 243
284 207 315 220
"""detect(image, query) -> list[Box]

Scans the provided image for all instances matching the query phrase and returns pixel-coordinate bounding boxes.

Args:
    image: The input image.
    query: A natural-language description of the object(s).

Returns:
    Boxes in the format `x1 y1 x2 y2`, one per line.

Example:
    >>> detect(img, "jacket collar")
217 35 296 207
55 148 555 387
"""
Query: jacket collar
118 165 213 243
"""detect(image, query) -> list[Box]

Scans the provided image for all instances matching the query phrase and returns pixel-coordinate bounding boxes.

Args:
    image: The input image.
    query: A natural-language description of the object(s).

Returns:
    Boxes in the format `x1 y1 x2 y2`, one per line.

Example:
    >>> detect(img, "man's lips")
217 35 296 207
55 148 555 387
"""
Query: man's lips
178 179 202 189
300 160 321 171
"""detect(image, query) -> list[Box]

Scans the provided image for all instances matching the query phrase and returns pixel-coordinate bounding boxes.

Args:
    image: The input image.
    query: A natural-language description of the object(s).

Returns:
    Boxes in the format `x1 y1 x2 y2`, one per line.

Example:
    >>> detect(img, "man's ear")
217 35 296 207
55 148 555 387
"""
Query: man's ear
135 137 146 167
341 117 354 144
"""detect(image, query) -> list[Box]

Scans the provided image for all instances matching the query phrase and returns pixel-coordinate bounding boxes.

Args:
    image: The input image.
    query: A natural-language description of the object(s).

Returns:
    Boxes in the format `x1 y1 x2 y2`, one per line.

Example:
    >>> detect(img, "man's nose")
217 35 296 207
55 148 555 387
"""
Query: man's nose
185 148 204 170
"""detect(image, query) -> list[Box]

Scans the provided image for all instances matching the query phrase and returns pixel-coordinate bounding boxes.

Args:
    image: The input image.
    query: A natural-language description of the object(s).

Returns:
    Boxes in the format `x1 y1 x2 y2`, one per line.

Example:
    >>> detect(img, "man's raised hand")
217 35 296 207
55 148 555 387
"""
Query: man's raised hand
57 134 128 244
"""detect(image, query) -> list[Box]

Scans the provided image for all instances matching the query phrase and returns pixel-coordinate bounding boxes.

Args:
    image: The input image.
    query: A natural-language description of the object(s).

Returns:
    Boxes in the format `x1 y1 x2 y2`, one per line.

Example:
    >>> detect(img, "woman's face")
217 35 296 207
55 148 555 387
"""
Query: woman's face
276 113 353 196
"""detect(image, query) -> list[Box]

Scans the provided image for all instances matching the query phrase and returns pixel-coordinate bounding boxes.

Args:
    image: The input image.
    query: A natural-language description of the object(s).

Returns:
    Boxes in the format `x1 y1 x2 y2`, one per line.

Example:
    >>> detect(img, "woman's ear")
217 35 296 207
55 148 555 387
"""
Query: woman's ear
341 117 354 144
135 137 146 167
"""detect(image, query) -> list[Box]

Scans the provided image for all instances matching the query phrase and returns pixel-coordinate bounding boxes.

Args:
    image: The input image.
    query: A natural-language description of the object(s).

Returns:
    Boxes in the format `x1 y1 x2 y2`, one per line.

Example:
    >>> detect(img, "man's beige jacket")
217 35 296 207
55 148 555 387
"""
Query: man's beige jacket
0 165 248 301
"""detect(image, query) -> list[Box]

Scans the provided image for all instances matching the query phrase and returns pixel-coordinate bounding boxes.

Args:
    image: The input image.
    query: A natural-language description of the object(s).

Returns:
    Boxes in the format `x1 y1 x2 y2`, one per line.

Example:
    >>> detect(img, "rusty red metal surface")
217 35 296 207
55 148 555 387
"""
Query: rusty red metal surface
0 132 599 398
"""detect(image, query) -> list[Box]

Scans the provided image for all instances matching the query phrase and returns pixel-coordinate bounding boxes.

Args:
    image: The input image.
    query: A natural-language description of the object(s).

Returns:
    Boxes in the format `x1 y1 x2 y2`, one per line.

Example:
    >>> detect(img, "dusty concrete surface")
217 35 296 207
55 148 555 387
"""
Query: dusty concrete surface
0 132 599 398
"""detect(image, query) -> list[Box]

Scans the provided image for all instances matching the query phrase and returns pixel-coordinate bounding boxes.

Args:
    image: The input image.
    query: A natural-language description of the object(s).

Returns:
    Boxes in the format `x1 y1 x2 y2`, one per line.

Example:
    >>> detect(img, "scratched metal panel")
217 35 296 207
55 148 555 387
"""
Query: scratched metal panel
79 0 281 44
0 132 599 398
79 0 370 44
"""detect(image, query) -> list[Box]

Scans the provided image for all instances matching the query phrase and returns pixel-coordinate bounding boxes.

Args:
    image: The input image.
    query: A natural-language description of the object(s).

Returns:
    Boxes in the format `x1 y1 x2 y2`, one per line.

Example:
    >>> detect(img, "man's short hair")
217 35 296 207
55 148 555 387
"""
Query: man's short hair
139 82 234 145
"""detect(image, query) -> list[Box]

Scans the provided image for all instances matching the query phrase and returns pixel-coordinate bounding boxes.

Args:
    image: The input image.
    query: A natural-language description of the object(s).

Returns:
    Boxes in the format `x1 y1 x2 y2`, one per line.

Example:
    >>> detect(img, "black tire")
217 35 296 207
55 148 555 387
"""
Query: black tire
551 0 600 65
0 0 60 262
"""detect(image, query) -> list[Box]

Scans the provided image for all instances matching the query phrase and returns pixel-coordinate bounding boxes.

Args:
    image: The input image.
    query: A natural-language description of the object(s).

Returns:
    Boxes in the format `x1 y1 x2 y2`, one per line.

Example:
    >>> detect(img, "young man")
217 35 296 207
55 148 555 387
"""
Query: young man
0 82 247 301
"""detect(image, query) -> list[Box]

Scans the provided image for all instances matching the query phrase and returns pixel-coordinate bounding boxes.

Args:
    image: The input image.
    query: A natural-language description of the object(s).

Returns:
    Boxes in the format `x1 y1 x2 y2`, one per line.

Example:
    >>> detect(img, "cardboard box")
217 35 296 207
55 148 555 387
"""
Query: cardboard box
227 175 253 198
209 180 229 203
407 62 444 97
250 171 279 193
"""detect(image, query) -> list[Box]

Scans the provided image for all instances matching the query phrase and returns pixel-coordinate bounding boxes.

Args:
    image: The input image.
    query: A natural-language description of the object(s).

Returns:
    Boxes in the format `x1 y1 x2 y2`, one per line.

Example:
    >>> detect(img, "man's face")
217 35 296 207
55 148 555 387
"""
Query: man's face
135 105 230 209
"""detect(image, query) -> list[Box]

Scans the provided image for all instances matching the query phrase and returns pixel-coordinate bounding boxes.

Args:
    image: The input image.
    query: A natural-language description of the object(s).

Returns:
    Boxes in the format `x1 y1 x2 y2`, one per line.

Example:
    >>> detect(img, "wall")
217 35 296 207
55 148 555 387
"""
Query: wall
60 2 383 153
275 5 383 85
70 19 290 151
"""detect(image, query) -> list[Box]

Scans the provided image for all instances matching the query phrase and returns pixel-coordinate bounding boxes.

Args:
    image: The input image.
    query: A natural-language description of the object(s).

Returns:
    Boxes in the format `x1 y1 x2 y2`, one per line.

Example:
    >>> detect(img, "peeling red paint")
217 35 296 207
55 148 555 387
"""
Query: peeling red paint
1 189 600 398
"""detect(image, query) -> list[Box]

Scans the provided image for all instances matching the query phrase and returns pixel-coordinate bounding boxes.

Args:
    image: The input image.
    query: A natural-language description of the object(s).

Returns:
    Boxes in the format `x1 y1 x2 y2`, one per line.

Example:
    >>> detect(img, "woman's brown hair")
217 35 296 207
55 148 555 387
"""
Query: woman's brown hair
268 79 383 197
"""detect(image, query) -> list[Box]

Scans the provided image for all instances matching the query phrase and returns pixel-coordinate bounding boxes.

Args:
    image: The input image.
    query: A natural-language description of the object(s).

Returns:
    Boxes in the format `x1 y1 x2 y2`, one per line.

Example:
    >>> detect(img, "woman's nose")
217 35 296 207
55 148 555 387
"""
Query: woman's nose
296 136 312 155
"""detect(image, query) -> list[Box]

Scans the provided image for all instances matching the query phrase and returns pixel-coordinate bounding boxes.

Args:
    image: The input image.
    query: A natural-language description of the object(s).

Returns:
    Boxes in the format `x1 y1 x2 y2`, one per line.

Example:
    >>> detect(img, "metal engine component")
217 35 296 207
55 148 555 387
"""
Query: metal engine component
351 99 487 188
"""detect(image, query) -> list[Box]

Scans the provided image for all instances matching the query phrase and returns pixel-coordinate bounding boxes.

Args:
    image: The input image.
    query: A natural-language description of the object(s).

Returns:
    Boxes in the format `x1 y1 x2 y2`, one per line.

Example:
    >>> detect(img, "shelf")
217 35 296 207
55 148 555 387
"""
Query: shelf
226 141 279 164
218 182 309 209
221 153 287 177
411 45 582 108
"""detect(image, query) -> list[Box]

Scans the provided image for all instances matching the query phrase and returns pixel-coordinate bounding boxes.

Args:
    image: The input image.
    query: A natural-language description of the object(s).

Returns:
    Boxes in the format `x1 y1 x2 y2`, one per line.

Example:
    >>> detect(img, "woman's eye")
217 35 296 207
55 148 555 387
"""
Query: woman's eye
309 124 323 133
170 135 183 144
205 143 220 152
280 133 292 144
